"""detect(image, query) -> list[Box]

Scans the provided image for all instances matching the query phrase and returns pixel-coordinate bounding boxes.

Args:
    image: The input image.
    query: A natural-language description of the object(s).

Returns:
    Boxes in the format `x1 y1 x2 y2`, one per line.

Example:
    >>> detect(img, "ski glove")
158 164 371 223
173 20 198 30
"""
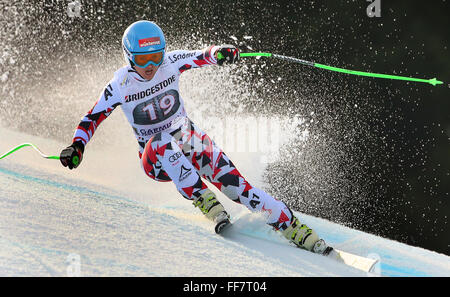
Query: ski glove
216 45 240 66
60 141 84 170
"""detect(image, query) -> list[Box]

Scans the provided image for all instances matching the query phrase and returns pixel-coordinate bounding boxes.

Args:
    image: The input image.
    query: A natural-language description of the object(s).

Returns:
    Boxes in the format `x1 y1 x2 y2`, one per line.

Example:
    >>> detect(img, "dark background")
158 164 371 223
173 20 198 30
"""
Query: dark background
1 0 449 255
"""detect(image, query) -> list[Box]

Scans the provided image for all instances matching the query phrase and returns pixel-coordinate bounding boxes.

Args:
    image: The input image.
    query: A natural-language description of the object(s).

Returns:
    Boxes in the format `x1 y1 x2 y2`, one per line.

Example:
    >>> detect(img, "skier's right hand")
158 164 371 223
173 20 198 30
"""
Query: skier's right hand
60 141 84 170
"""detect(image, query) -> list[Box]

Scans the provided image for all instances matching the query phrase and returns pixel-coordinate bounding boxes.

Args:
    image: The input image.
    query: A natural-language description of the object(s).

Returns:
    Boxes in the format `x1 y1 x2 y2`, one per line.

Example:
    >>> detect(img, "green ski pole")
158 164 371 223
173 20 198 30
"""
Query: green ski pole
0 143 60 160
218 52 443 86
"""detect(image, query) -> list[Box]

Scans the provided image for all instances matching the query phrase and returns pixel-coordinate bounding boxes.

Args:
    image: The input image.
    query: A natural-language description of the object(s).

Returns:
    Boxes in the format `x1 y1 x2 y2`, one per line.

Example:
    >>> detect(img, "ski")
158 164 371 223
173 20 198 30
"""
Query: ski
223 222 378 273
326 248 379 273
212 212 378 273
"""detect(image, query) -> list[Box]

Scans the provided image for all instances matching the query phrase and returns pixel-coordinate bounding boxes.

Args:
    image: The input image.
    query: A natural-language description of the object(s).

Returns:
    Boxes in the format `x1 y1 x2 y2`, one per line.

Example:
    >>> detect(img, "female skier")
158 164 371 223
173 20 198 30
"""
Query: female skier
59 20 331 255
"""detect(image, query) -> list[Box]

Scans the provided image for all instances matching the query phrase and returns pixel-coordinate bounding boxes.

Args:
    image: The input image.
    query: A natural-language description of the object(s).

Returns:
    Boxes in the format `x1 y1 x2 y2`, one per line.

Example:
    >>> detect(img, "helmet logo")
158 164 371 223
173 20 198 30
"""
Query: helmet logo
139 37 161 47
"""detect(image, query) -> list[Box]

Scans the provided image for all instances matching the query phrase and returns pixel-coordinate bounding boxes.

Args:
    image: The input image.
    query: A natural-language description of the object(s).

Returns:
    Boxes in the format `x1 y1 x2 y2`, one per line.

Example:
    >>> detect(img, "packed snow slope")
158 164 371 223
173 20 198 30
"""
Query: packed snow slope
0 126 449 277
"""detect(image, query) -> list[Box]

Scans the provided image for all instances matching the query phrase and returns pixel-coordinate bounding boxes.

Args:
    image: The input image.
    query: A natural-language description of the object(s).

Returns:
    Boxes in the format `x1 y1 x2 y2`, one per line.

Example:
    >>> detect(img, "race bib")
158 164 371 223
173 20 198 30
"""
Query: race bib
132 89 181 125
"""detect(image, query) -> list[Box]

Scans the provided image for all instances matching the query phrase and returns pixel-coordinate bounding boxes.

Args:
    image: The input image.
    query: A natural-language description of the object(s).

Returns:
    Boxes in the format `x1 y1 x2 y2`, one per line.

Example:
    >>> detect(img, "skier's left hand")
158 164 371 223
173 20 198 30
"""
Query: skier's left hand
60 141 84 170
216 45 240 66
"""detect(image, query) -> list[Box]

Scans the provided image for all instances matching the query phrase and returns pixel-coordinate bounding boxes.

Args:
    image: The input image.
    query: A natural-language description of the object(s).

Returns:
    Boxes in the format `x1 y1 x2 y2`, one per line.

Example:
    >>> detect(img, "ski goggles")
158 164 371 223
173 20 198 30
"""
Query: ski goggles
132 50 165 68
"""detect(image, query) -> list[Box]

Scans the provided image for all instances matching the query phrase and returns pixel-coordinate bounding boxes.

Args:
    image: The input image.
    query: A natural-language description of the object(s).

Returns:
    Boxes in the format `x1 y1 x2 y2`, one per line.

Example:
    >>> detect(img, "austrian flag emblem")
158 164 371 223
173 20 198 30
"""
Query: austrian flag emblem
139 37 161 47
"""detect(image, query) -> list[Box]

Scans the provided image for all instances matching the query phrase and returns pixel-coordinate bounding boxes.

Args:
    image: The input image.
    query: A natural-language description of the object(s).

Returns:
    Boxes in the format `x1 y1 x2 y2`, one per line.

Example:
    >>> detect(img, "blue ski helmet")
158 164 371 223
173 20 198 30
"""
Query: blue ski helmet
122 21 166 68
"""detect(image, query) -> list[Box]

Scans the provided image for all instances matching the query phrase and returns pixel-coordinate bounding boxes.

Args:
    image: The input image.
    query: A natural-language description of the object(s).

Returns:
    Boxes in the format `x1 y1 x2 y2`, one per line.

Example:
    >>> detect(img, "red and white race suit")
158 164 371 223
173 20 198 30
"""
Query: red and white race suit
72 46 295 231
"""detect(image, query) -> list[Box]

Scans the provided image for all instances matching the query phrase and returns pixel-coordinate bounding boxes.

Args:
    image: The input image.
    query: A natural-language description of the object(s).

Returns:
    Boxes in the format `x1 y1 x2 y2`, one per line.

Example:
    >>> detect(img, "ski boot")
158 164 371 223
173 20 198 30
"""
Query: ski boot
193 189 231 233
281 216 333 256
